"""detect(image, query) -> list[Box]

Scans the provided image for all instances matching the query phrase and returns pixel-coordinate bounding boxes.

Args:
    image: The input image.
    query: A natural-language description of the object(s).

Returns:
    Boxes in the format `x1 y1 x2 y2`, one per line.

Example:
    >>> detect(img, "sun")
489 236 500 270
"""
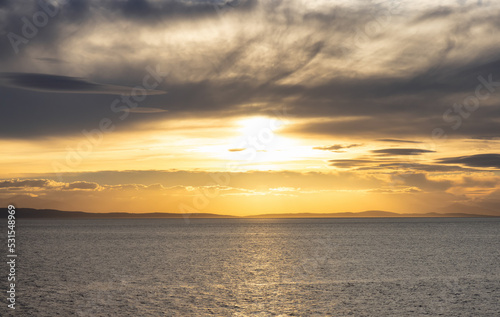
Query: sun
237 116 285 135
186 116 304 170
222 116 297 169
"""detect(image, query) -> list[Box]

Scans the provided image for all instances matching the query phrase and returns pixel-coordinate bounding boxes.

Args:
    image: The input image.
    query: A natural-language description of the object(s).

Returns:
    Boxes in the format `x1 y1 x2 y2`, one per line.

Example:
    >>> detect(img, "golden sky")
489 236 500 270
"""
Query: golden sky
1 0 500 216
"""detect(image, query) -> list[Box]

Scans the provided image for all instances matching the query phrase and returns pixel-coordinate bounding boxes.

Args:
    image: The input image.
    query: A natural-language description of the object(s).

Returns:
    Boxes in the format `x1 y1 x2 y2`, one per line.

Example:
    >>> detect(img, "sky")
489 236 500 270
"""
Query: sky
1 0 500 216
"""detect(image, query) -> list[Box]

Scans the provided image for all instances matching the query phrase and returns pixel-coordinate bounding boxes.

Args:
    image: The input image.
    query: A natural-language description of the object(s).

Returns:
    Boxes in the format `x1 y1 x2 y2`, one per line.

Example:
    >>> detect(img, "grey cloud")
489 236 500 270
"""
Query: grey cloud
35 57 68 64
1 73 166 95
126 107 168 113
313 144 361 152
469 136 500 140
0 73 169 139
0 0 253 62
437 154 500 168
0 179 55 188
286 114 500 139
108 0 257 21
372 163 481 173
328 159 383 169
0 179 101 190
330 159 482 172
1 1 500 139
371 148 436 156
377 139 423 144
328 160 456 191
412 7 455 23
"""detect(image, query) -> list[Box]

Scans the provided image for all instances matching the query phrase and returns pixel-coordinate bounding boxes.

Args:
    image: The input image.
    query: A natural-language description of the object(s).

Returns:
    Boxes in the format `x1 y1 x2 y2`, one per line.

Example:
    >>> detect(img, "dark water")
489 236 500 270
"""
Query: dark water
1 218 499 316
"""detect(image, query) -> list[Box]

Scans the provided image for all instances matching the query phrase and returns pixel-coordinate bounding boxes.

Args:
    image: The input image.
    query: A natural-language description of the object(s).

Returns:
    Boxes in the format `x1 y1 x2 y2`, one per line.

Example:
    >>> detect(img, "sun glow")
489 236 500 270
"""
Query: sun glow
208 116 300 169
237 116 285 134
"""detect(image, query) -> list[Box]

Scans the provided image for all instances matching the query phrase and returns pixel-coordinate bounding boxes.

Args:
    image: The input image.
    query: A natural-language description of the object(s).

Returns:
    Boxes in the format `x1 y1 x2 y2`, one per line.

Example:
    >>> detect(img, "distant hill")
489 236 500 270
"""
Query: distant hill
0 208 497 218
244 210 498 218
0 208 236 219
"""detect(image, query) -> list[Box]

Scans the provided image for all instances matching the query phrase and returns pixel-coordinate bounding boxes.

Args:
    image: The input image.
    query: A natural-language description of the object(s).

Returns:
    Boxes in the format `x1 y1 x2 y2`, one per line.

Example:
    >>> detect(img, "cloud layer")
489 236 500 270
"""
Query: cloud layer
1 169 499 215
0 0 500 140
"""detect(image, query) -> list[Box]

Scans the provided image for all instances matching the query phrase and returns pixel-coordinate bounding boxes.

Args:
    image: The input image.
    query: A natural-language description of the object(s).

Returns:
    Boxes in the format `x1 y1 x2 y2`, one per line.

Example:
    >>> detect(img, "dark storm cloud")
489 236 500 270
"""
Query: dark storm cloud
371 148 435 156
1 73 166 95
437 154 500 168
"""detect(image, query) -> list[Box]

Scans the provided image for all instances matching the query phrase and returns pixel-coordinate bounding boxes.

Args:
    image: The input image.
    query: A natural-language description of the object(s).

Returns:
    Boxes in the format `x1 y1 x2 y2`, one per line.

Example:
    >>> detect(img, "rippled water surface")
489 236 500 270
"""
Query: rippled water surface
2 218 500 316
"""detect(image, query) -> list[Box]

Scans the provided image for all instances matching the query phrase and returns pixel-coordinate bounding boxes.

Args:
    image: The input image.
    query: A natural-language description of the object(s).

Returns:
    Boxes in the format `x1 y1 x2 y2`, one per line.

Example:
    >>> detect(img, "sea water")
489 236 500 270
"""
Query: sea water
2 217 499 316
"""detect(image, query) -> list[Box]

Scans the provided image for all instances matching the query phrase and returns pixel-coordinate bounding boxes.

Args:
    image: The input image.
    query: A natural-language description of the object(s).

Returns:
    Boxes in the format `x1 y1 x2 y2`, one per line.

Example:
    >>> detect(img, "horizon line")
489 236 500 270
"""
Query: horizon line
2 207 499 219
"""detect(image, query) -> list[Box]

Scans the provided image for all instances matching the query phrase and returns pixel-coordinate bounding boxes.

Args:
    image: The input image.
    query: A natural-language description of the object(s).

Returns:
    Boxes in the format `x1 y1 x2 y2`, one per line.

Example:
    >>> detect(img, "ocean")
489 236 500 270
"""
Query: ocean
2 217 499 316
